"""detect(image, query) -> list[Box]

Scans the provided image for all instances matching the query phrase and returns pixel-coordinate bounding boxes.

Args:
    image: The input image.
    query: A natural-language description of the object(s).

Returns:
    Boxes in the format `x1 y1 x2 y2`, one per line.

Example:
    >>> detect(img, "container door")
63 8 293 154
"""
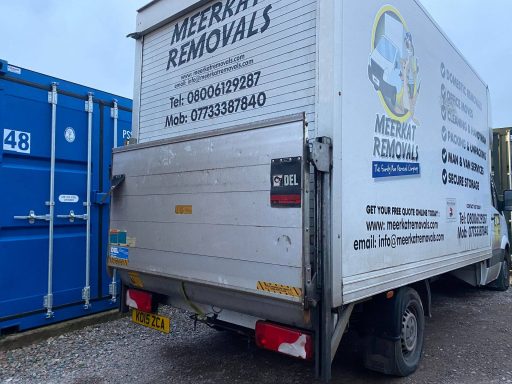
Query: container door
1 84 53 319
0 82 101 321
53 92 101 311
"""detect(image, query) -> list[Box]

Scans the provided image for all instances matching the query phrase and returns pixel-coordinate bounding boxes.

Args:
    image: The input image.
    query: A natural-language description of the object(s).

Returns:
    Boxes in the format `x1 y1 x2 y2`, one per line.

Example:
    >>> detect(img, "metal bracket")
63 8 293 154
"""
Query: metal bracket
309 137 332 173
110 100 119 119
330 303 355 362
84 94 94 113
99 174 126 204
47 83 58 105
109 280 118 303
127 31 142 40
93 191 109 204
43 294 54 318
306 264 312 285
82 286 91 309
304 264 319 309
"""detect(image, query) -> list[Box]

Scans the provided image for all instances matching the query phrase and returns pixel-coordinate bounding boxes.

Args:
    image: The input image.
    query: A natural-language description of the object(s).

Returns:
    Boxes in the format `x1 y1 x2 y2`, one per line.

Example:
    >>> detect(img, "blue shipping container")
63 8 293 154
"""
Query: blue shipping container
0 60 132 333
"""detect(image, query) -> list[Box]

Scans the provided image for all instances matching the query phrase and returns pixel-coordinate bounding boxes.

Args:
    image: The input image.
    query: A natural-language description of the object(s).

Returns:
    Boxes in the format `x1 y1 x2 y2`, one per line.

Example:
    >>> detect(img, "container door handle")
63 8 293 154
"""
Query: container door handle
56 210 88 223
14 210 50 224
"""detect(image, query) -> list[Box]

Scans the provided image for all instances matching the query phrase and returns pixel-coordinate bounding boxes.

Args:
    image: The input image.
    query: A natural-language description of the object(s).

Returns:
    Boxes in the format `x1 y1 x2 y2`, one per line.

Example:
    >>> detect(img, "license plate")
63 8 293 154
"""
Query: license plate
372 74 380 86
131 309 170 333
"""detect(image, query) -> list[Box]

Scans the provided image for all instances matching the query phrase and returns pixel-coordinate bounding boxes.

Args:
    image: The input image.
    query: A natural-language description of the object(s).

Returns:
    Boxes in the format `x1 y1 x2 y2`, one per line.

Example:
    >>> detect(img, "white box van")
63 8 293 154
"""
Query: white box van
108 0 510 380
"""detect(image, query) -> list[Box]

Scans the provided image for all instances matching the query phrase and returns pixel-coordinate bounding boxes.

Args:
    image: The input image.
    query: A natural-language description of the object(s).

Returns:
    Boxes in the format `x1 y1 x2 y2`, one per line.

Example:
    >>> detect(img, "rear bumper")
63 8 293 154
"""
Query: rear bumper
116 268 312 329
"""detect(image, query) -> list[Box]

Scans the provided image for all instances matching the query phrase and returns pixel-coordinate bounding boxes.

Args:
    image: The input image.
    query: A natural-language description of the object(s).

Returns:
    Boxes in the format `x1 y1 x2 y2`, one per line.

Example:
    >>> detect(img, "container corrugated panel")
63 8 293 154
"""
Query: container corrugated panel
0 60 132 333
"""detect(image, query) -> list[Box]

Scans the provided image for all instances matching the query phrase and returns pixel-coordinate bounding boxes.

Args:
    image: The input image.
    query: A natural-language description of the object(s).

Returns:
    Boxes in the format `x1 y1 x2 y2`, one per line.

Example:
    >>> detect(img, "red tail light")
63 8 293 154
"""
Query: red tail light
126 289 153 313
255 321 313 360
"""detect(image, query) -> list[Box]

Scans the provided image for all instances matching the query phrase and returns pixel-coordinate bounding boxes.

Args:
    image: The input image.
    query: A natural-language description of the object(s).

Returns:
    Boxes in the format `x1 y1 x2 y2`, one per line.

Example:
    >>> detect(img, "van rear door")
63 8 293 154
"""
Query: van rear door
109 115 310 311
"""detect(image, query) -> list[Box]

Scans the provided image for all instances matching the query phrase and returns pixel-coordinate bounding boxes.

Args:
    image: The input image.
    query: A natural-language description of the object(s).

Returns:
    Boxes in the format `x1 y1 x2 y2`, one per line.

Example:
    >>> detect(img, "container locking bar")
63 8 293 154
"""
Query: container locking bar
14 210 50 224
82 92 94 310
56 210 87 223
44 82 58 318
109 100 120 303
111 99 119 147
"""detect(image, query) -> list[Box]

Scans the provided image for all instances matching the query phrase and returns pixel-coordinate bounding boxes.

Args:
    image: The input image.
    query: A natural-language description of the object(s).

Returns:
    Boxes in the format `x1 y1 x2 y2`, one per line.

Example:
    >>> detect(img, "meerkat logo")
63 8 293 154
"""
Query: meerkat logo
273 174 283 187
368 6 421 125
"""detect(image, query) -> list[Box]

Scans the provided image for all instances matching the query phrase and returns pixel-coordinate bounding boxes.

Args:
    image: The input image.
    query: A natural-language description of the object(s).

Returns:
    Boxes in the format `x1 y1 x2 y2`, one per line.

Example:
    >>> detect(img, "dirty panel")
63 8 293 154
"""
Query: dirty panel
110 118 305 303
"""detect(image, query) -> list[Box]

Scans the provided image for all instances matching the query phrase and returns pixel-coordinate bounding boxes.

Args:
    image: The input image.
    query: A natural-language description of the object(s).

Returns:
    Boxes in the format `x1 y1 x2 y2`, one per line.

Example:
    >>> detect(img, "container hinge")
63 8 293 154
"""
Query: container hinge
110 101 119 118
306 264 312 284
98 174 126 204
47 84 58 105
85 97 94 113
304 264 318 308
309 137 332 173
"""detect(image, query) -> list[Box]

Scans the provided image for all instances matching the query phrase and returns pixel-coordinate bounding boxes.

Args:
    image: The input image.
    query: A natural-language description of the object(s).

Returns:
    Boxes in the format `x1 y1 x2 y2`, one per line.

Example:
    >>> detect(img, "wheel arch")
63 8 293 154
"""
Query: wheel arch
500 236 509 254
409 279 431 317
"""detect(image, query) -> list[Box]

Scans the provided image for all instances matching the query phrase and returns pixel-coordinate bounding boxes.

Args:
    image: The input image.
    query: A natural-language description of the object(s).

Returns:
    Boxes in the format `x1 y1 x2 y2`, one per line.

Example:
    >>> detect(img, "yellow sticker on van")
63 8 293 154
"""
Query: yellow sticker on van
257 281 302 298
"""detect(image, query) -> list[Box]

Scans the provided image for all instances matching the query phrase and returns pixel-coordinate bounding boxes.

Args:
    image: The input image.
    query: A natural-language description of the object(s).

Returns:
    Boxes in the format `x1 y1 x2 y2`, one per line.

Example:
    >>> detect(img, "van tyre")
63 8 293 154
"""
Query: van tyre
392 288 425 376
362 287 425 376
489 253 510 292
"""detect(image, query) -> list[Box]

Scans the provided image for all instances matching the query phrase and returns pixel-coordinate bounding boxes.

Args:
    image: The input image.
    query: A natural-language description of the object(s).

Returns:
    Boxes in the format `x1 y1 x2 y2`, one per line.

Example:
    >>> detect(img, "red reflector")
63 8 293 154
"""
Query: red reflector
270 194 301 204
126 289 152 313
255 321 313 360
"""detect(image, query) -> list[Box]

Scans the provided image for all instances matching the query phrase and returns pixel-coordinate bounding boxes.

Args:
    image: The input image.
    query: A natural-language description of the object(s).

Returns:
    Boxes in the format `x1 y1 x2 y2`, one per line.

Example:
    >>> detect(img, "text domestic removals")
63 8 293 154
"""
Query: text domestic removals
166 1 272 70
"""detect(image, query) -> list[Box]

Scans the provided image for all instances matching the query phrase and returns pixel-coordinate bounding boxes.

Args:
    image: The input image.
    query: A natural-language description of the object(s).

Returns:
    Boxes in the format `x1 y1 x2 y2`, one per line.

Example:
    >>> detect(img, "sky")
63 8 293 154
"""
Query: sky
0 0 510 127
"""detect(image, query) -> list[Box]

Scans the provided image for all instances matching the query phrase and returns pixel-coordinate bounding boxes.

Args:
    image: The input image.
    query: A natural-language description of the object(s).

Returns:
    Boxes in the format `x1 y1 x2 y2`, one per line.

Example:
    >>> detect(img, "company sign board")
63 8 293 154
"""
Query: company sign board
138 0 317 143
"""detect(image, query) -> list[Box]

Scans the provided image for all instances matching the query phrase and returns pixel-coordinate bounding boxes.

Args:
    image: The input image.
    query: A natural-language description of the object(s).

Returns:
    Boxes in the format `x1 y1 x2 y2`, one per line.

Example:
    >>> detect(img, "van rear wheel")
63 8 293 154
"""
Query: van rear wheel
363 286 425 376
392 288 425 376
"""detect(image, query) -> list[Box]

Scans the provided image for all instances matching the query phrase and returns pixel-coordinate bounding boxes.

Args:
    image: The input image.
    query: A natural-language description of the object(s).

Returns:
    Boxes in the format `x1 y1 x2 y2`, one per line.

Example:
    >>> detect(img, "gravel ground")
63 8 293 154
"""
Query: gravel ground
1 278 511 384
